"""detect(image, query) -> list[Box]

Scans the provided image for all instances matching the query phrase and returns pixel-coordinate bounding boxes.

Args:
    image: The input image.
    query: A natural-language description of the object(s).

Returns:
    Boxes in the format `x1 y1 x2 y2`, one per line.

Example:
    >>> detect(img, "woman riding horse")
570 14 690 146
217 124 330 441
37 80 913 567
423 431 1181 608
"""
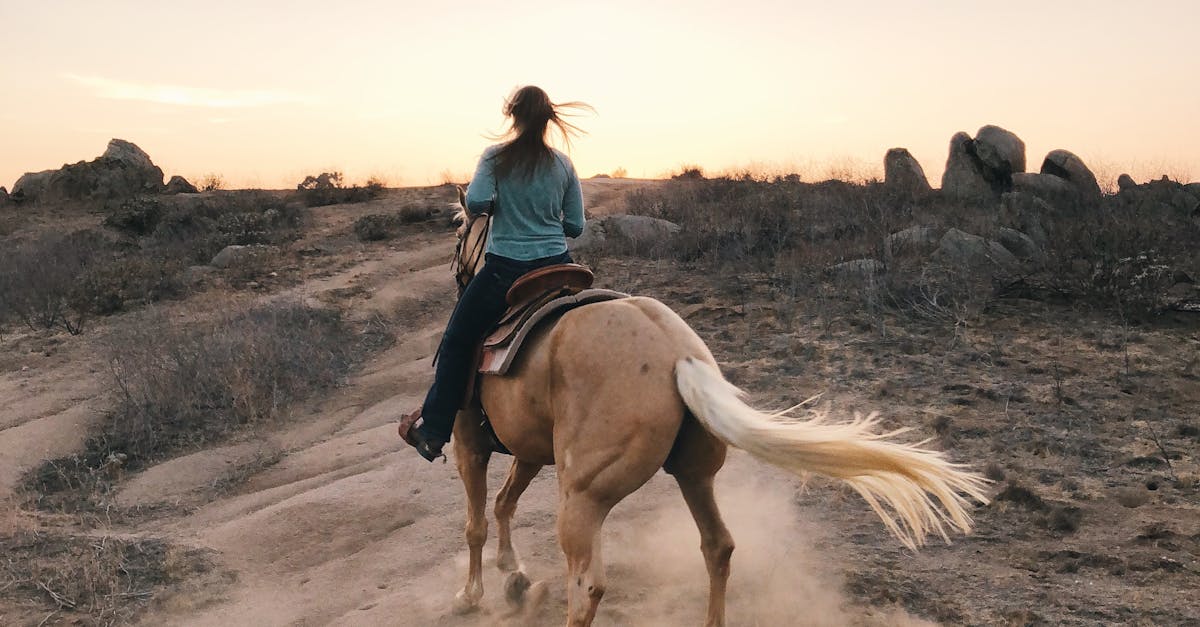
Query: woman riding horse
400 85 590 461
400 87 987 627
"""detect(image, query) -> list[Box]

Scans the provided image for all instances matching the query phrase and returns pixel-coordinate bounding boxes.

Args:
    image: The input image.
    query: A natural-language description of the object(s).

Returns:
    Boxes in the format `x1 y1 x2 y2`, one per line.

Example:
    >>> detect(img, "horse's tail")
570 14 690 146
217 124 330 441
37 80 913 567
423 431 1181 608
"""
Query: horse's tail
674 357 989 550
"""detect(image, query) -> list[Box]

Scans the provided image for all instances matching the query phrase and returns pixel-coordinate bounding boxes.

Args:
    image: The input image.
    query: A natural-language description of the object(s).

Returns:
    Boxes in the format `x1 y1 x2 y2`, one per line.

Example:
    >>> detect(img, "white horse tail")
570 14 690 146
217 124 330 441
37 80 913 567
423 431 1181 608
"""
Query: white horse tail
674 357 990 550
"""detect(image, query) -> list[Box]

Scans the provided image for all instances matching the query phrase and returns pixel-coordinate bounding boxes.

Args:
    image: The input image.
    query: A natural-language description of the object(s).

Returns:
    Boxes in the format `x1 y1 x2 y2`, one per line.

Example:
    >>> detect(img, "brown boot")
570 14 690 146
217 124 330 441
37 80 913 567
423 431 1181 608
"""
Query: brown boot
398 409 445 462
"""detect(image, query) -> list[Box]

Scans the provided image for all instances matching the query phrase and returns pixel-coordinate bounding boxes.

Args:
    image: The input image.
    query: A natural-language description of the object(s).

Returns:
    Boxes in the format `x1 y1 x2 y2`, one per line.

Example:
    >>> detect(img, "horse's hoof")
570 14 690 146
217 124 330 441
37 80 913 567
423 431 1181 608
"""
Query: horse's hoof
503 571 532 608
451 590 480 615
496 550 520 572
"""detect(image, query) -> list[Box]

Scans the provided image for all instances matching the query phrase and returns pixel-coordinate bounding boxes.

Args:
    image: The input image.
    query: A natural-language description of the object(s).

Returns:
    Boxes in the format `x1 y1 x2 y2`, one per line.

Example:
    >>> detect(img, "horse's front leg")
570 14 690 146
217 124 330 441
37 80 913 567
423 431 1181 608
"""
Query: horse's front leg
452 408 492 614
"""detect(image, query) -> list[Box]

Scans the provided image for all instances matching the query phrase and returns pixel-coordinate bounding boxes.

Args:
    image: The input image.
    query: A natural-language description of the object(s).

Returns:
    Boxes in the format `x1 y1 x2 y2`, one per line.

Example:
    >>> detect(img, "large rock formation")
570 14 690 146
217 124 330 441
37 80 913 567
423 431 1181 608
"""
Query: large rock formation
883 148 931 196
11 139 164 203
1011 172 1082 208
941 132 995 203
974 125 1026 181
1041 149 1101 200
941 125 1026 203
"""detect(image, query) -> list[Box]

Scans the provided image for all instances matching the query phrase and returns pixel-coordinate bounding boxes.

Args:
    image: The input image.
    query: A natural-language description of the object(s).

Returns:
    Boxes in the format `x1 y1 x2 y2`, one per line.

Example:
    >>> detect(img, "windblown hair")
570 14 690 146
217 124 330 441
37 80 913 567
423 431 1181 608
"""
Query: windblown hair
491 86 592 180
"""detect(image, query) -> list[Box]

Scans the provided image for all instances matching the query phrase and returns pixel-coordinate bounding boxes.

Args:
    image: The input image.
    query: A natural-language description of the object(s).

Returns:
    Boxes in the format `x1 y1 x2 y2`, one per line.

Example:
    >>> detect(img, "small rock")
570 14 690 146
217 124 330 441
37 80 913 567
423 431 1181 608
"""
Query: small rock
997 227 1046 263
1117 173 1137 191
886 225 941 256
935 228 1019 274
165 175 199 194
210 244 277 269
827 258 883 281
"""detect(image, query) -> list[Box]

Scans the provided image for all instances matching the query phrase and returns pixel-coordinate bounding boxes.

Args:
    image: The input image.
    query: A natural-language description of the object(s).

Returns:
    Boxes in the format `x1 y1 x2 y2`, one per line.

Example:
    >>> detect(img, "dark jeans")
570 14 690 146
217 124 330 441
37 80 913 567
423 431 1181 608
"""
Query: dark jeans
420 250 573 441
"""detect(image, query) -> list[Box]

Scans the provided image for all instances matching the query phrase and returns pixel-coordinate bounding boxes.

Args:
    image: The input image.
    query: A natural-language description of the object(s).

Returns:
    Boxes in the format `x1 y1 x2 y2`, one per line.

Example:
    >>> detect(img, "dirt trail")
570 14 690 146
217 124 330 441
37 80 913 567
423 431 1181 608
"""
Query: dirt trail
2 182 913 626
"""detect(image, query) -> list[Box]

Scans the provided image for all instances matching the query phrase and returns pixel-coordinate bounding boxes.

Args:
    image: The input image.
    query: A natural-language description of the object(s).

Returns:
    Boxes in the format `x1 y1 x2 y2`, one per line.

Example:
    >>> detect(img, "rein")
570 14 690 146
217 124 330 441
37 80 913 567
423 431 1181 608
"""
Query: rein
453 211 490 297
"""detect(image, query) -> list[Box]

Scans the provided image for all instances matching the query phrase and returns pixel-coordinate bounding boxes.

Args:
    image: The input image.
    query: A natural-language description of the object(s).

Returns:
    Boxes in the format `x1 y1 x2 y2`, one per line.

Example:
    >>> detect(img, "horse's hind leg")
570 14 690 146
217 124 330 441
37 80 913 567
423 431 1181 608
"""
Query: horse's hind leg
495 458 540 572
675 473 734 627
557 491 612 627
452 416 492 614
665 414 733 627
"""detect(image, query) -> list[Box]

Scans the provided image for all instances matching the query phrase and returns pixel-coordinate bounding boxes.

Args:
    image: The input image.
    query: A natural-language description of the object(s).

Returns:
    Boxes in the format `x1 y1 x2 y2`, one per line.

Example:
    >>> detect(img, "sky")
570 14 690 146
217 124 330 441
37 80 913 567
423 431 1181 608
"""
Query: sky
2 0 1197 189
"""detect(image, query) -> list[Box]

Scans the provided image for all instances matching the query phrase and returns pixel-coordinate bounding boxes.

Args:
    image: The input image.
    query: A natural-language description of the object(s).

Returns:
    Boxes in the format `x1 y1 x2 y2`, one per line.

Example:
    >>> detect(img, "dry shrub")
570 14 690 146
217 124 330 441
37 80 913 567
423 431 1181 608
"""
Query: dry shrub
147 191 301 265
100 302 359 466
22 301 387 513
616 176 1197 321
0 528 211 624
353 205 435 241
0 229 111 334
1033 193 1199 316
294 172 384 207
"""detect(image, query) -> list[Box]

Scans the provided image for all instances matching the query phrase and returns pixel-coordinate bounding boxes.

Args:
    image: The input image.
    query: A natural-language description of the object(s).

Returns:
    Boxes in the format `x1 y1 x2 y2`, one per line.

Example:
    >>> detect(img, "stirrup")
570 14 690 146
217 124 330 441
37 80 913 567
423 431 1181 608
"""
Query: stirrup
398 410 446 463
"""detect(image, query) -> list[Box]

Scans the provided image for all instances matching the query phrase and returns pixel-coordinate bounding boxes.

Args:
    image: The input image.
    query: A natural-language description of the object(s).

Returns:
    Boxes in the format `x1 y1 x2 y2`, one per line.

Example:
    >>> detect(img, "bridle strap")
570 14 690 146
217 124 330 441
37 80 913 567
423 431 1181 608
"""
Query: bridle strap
453 212 490 297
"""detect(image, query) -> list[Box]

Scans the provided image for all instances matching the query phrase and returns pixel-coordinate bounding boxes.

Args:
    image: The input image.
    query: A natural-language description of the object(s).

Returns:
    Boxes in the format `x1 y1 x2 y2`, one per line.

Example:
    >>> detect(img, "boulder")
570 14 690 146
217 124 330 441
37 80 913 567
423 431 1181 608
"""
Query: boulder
568 220 607 252
1041 150 1101 200
827 258 883 281
165 175 199 194
935 228 1019 274
1117 173 1137 191
974 125 1026 179
12 169 55 201
0 186 8 204
210 244 278 269
997 227 1046 264
1000 192 1051 249
1012 172 1081 209
569 214 680 253
10 139 164 203
883 148 931 196
1187 182 1200 198
941 132 994 203
886 225 941 257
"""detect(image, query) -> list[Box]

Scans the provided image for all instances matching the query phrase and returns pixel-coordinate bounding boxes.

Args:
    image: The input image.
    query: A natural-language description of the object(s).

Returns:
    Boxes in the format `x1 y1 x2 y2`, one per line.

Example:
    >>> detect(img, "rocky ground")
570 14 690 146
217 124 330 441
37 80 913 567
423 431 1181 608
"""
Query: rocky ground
1 177 1197 626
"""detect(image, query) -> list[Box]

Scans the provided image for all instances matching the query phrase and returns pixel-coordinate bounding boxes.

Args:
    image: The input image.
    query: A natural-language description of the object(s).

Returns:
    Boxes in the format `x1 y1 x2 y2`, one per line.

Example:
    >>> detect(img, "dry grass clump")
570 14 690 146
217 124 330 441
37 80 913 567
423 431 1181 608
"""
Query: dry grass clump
23 301 390 510
102 302 360 464
0 527 212 624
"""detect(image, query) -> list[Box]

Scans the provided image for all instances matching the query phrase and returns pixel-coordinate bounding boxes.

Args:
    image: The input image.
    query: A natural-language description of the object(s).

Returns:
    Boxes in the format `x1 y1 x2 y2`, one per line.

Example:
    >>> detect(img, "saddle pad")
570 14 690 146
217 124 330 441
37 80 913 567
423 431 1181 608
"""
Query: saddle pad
479 288 628 375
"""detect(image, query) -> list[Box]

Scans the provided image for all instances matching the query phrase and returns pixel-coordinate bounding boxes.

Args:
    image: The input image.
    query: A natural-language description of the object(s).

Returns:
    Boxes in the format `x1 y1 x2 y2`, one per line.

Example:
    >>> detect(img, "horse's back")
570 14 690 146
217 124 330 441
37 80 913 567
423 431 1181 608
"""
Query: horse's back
546 297 725 495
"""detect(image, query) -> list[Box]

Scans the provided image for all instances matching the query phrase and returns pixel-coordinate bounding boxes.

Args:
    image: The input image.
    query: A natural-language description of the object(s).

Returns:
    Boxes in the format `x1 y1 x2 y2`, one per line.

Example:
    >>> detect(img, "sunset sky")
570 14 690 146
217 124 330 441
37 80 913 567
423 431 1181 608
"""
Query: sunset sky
3 0 1197 190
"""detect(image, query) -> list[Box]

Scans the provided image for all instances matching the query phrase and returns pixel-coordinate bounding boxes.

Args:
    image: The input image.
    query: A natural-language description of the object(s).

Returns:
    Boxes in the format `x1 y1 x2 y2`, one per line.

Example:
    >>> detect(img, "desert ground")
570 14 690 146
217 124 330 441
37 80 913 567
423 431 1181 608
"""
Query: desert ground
2 166 1198 627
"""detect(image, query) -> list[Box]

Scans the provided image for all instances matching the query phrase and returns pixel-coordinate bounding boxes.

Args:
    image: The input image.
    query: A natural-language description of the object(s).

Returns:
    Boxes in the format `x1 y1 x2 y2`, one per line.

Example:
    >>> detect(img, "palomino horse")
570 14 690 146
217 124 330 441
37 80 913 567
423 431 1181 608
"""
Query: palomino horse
442 192 988 626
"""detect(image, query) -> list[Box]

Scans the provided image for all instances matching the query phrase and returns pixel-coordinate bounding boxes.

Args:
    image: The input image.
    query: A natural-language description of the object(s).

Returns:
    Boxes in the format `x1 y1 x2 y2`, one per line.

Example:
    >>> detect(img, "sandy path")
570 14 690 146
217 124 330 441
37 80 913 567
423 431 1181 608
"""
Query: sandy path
4 182 911 625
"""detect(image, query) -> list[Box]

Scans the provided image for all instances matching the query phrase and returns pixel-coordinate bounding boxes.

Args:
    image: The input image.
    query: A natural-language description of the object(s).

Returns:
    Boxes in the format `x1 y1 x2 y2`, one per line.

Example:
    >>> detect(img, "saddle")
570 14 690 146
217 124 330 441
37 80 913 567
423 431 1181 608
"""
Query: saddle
479 264 627 375
463 264 627 453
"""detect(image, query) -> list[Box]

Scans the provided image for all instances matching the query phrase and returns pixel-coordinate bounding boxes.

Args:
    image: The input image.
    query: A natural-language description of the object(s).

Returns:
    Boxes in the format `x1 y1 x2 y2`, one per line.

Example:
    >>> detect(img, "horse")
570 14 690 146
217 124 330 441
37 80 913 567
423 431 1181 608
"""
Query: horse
439 191 988 626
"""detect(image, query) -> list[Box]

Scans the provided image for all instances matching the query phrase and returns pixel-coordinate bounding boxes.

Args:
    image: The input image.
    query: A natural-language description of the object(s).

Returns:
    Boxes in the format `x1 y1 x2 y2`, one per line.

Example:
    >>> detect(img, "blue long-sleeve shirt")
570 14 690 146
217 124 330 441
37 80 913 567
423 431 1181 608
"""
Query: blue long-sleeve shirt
464 144 585 260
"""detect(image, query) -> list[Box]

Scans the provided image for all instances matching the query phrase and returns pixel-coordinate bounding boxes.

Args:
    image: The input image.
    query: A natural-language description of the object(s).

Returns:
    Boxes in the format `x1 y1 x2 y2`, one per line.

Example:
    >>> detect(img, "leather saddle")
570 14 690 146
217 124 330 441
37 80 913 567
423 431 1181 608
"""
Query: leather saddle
478 264 627 376
461 264 626 456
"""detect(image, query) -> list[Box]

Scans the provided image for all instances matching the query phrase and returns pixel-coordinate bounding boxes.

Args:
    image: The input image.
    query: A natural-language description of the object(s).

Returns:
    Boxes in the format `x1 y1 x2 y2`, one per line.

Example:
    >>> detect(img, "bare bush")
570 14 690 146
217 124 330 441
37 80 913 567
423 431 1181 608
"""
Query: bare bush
294 172 384 207
353 205 436 241
196 173 225 192
100 302 362 466
0 229 110 334
0 528 211 623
